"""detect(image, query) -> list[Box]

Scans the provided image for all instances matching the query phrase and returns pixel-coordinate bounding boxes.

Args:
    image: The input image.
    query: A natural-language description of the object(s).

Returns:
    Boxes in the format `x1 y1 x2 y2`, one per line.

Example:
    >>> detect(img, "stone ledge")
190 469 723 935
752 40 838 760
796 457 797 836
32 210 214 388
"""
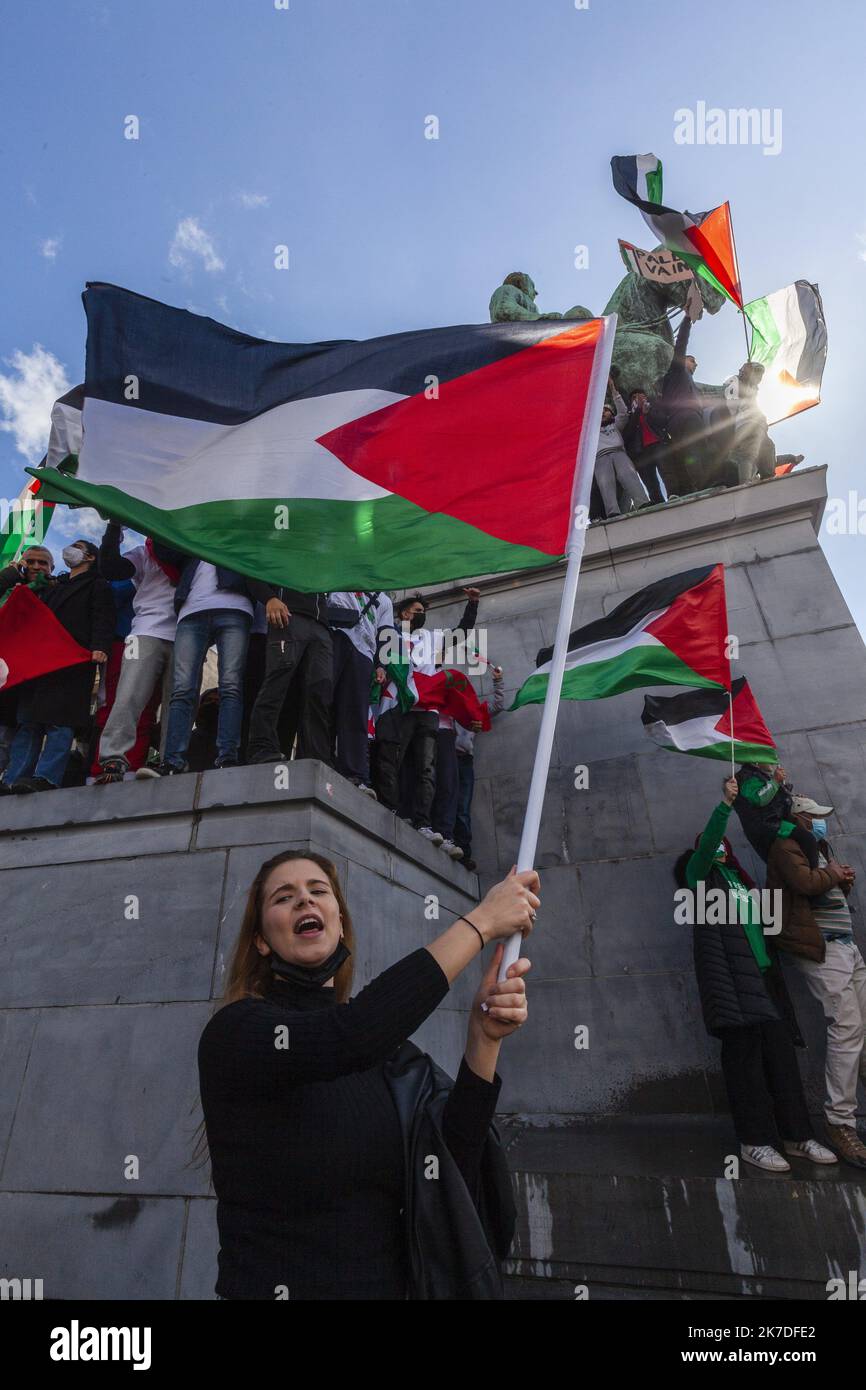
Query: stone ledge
0 758 479 892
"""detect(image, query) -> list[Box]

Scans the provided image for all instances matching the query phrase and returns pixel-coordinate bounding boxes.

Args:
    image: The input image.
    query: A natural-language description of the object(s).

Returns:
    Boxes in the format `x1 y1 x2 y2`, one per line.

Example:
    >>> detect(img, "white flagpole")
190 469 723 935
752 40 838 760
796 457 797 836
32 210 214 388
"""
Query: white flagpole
499 314 618 979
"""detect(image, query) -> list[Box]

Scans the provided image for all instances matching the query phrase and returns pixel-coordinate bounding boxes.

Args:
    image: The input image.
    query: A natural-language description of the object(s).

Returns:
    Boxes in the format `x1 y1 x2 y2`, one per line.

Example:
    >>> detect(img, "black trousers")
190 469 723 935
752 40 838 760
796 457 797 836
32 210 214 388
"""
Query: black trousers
660 411 703 496
431 728 459 838
719 1020 813 1147
374 708 438 825
635 443 665 505
331 630 373 783
247 614 333 764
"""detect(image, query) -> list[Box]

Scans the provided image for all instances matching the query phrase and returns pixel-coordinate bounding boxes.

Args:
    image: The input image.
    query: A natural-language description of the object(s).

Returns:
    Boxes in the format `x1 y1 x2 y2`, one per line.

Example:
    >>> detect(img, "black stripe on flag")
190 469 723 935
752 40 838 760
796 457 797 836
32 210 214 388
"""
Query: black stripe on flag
794 281 827 390
535 566 717 668
82 282 578 425
641 678 743 729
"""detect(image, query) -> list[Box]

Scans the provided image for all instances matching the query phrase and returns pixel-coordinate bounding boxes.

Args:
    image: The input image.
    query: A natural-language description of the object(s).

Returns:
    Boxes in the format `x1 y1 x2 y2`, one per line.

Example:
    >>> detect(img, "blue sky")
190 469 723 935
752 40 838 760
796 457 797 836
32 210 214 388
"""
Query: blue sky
2 0 864 629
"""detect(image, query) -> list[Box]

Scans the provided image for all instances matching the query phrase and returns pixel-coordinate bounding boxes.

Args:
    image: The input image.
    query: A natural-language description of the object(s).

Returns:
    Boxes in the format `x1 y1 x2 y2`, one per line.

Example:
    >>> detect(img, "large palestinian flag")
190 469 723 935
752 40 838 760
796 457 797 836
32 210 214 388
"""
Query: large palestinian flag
0 584 92 692
642 677 777 764
744 282 827 425
510 564 730 709
611 154 743 308
28 284 613 592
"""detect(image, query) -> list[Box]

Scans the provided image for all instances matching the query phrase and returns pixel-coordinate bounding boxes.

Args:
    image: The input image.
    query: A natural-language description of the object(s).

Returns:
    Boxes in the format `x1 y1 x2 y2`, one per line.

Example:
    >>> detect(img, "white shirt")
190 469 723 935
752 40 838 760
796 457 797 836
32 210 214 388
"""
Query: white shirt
179 561 253 622
328 591 395 662
122 545 178 644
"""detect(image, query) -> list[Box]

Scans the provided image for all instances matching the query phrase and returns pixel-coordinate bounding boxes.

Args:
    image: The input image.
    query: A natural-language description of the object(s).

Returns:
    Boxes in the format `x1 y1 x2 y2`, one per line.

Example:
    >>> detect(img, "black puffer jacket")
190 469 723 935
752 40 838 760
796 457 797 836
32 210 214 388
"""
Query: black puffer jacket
690 859 802 1042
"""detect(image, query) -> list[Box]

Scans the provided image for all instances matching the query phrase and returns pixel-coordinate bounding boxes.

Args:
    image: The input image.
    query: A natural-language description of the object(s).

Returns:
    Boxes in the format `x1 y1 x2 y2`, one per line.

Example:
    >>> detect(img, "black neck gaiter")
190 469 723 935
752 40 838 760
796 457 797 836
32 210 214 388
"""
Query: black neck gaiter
268 939 351 990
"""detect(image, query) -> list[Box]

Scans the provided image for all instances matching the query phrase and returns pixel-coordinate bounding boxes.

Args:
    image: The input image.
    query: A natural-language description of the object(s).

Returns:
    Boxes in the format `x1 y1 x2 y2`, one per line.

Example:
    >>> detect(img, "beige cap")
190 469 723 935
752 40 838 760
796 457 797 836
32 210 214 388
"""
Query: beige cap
791 795 833 817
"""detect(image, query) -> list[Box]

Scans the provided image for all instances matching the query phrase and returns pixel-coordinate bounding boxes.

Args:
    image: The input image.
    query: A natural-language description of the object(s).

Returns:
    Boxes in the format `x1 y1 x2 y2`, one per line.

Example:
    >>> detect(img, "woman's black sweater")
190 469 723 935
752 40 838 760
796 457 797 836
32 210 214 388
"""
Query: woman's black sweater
198 946 502 1300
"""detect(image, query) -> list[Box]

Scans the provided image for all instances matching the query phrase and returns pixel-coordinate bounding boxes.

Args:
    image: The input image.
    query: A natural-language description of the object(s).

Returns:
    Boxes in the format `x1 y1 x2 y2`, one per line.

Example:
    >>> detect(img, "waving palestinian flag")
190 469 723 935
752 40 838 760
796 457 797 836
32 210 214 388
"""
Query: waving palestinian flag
744 282 827 425
642 677 777 764
611 154 743 308
510 564 730 710
29 284 612 593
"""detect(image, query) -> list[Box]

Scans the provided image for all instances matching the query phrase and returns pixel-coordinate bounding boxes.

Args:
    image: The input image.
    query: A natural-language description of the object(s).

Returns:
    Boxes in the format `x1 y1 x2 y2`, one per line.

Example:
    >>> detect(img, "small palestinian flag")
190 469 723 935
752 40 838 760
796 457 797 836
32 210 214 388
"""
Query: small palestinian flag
0 584 92 692
510 564 730 710
30 284 612 593
641 677 777 764
0 385 83 568
744 282 827 425
611 154 743 308
0 477 56 568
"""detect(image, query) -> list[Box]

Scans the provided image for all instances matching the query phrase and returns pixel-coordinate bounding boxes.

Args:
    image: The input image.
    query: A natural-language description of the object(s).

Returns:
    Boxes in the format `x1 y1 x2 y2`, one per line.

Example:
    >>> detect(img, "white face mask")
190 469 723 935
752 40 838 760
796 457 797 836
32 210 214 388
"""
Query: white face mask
62 545 87 568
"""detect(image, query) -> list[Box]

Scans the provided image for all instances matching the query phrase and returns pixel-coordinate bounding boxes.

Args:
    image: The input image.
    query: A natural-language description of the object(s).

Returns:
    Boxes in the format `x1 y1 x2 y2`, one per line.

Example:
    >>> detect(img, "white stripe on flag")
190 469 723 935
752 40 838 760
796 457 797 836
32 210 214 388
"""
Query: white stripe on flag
79 391 405 508
646 713 720 751
534 608 666 677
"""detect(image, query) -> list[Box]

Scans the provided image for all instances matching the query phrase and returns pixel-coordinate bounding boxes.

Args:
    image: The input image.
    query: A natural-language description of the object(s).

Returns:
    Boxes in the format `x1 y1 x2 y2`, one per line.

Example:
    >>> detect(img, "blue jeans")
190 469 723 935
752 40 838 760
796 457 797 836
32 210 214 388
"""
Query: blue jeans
163 610 251 770
4 723 75 787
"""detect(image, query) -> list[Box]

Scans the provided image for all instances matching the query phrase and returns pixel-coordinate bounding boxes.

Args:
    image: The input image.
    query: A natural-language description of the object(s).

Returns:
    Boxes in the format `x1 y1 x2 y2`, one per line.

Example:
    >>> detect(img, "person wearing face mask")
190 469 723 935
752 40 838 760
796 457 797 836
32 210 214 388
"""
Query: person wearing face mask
2 539 114 793
0 545 56 778
767 796 866 1169
674 777 836 1173
198 851 539 1299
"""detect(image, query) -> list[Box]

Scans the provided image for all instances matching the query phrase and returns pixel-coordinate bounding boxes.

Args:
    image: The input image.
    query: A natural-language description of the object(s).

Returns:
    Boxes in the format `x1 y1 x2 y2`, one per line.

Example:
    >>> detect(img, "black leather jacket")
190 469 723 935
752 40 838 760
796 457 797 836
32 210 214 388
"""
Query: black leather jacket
384 1041 516 1300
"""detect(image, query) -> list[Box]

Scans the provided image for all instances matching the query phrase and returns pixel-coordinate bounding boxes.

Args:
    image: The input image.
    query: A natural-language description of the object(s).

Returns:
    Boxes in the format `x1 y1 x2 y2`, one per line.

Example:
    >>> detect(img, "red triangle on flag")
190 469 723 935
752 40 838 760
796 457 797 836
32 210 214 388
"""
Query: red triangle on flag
714 677 776 749
0 584 92 691
683 203 742 307
645 563 731 688
316 320 604 555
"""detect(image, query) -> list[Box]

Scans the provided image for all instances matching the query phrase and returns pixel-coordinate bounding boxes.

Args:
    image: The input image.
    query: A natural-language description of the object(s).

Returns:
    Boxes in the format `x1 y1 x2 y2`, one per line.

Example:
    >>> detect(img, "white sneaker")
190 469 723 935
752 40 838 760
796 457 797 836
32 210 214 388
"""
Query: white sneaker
740 1144 790 1173
355 782 378 799
439 839 464 860
135 765 161 780
783 1139 839 1165
417 826 444 845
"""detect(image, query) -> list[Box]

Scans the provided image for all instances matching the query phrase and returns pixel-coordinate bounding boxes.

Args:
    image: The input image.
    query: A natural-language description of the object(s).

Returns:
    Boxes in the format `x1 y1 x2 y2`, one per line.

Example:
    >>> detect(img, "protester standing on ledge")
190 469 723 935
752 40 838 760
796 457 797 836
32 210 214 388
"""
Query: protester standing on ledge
675 776 837 1173
198 850 539 1299
767 794 866 1170
592 376 649 520
3 539 114 794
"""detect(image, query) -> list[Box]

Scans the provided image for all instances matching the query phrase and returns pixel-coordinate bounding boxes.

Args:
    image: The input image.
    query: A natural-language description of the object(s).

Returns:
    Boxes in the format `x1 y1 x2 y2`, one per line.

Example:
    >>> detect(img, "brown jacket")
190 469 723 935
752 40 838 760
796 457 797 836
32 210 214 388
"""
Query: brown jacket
766 837 846 962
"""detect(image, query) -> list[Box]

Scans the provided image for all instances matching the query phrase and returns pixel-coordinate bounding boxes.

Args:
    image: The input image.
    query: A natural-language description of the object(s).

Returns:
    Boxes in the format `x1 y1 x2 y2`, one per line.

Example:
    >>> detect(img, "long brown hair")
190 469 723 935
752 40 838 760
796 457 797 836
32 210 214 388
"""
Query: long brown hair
221 849 355 1005
191 850 356 1168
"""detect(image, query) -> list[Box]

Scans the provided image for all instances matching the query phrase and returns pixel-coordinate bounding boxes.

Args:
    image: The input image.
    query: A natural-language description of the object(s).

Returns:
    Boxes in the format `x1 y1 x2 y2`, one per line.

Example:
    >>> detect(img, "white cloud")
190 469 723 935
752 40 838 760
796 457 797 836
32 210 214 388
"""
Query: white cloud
858 232 866 262
40 237 61 261
48 507 108 545
237 191 269 209
0 345 71 463
169 217 225 273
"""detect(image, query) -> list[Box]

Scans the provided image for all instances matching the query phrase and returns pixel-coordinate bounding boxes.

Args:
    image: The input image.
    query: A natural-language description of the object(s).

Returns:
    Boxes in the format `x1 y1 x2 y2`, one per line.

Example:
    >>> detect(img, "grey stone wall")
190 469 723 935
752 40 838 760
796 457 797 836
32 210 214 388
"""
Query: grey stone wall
419 467 866 1121
0 761 480 1299
2 466 864 1300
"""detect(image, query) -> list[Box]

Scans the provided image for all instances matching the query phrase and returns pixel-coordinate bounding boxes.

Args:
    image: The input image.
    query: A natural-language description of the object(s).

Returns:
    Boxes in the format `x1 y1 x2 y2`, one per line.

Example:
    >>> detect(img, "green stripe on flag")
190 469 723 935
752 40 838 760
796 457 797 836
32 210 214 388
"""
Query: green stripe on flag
645 163 663 206
510 644 723 710
744 296 782 367
28 467 559 591
674 739 778 765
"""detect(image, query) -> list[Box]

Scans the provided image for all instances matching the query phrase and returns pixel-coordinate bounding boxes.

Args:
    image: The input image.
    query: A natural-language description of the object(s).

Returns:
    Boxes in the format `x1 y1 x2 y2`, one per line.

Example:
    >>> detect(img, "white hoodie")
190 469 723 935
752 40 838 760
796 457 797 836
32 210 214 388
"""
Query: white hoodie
596 391 628 456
